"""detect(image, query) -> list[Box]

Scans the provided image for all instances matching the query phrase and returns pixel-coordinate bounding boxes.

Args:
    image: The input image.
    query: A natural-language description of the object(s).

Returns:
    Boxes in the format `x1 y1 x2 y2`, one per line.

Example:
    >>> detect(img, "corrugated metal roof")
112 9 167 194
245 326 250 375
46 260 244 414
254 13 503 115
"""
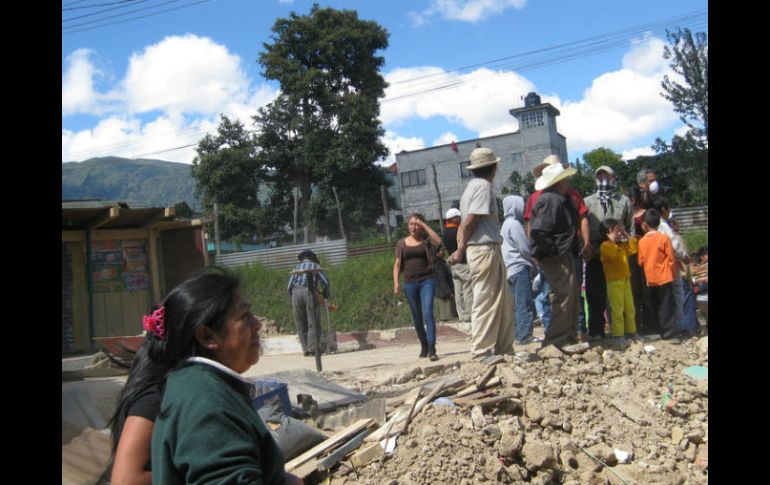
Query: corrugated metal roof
216 239 349 269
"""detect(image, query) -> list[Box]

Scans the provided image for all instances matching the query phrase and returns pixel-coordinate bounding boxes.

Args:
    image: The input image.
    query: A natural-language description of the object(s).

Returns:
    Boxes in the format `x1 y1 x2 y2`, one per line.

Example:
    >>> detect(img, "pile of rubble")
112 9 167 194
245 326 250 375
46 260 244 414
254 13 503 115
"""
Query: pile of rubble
311 335 708 485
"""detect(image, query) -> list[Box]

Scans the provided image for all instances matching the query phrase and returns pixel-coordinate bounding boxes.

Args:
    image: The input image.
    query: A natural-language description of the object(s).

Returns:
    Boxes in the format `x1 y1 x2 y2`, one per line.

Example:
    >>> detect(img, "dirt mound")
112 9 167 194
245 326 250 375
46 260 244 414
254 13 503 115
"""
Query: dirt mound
324 335 708 484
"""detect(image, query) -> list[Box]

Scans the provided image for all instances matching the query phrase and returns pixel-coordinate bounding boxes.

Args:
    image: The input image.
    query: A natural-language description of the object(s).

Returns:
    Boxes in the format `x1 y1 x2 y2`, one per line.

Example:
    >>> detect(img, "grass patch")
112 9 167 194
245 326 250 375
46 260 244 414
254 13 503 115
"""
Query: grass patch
681 230 708 254
234 251 414 333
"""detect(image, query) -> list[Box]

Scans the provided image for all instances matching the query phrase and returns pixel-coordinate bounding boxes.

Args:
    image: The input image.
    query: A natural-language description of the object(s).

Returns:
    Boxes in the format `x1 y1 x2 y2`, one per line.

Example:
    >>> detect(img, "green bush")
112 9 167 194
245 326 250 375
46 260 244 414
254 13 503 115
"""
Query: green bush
681 230 708 254
234 251 415 333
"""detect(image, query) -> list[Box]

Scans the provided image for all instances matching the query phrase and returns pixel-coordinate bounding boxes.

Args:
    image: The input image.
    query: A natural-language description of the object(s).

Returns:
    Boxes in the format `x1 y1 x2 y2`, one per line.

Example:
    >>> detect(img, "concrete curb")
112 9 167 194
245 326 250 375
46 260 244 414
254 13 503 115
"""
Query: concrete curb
261 321 471 356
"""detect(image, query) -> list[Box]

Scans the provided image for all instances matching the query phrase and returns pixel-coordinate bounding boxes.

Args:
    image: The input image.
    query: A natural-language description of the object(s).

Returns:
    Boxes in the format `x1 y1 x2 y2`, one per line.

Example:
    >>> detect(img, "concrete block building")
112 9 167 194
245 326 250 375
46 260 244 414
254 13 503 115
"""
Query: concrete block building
394 92 568 221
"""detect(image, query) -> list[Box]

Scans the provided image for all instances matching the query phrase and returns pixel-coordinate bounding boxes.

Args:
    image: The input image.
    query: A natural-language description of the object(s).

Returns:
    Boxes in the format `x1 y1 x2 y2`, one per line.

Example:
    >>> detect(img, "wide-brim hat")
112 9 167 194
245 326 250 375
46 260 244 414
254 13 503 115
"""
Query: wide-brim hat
532 154 563 178
594 165 615 176
467 147 501 170
535 163 577 191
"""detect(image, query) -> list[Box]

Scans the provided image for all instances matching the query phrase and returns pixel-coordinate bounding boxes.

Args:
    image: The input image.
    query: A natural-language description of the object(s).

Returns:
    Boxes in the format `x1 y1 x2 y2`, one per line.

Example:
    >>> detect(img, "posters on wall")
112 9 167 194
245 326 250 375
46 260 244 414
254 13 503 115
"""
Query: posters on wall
91 240 150 293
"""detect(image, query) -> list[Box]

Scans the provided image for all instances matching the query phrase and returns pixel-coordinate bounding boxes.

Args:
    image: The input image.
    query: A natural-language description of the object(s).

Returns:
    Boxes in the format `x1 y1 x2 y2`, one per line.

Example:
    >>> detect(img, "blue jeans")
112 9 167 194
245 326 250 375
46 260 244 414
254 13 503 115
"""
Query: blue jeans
508 270 535 343
403 278 437 345
575 256 587 334
535 271 551 331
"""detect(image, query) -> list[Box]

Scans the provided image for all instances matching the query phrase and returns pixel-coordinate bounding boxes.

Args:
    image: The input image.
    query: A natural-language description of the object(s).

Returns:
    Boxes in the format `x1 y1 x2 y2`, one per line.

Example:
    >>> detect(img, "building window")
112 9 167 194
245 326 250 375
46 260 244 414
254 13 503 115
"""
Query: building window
459 161 472 178
401 169 427 188
511 152 523 165
521 110 544 129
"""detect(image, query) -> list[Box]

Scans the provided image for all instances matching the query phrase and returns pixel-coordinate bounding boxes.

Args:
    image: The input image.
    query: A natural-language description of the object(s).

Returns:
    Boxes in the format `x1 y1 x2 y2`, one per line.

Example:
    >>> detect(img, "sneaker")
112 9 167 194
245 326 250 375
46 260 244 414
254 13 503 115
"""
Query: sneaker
519 335 542 345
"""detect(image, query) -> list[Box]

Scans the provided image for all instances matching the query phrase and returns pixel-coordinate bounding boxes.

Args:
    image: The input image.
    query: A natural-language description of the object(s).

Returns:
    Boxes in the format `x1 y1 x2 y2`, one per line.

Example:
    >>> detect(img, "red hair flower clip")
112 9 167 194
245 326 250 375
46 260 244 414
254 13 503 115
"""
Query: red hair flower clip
143 306 166 340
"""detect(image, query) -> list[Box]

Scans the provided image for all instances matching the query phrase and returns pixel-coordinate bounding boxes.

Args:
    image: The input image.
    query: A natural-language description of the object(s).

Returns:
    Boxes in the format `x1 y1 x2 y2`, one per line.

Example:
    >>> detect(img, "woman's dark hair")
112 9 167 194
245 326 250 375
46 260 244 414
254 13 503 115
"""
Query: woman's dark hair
627 185 651 210
599 218 621 242
407 213 426 223
298 250 320 264
108 267 241 451
653 196 670 213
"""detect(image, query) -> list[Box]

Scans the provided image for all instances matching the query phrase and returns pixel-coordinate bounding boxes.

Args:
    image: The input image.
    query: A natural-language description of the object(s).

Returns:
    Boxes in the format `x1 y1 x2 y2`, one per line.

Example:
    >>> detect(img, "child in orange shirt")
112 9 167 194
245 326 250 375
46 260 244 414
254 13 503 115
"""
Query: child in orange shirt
637 209 686 340
599 218 638 343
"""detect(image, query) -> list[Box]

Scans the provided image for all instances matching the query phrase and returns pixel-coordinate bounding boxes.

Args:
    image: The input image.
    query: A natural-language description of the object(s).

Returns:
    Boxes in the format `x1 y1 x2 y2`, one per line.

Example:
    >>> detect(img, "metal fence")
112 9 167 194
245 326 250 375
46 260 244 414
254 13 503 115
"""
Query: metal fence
673 206 708 232
214 239 349 270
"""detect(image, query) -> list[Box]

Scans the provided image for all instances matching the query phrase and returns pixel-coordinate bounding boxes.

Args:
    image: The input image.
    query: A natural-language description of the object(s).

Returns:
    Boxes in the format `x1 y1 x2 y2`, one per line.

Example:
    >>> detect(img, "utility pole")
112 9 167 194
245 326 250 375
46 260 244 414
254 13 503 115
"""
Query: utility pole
293 187 299 245
431 164 445 233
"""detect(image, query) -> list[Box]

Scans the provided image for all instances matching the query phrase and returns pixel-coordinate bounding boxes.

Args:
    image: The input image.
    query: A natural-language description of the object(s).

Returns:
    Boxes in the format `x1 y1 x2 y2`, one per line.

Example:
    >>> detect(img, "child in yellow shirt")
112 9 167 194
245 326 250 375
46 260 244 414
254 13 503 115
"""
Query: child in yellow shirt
599 218 638 342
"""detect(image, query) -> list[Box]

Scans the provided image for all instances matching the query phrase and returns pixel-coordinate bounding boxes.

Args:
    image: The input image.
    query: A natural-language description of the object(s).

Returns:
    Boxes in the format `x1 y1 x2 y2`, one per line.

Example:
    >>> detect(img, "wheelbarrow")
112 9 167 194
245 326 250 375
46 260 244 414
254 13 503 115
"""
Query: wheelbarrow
92 335 144 368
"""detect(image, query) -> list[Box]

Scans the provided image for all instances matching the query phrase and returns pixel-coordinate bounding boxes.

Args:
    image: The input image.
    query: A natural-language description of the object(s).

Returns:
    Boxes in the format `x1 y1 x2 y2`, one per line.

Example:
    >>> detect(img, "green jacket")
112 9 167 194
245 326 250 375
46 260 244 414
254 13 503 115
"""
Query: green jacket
152 362 285 485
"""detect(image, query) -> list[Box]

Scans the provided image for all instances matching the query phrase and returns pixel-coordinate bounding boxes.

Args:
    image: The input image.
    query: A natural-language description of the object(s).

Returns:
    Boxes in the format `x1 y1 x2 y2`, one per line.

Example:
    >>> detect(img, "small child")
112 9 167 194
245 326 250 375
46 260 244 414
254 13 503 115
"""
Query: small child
637 209 685 340
599 218 638 344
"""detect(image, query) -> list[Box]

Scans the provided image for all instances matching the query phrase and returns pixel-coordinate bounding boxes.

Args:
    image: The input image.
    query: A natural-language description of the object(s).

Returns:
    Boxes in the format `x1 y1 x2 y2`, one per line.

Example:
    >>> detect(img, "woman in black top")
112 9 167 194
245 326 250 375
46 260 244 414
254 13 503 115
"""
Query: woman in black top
393 213 443 360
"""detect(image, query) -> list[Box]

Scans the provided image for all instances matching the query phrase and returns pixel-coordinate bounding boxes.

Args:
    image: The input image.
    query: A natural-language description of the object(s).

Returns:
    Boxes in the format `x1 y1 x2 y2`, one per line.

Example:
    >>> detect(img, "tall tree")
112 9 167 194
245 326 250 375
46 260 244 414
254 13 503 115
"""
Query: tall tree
503 170 535 198
254 4 390 242
661 28 708 142
582 147 624 173
191 116 263 243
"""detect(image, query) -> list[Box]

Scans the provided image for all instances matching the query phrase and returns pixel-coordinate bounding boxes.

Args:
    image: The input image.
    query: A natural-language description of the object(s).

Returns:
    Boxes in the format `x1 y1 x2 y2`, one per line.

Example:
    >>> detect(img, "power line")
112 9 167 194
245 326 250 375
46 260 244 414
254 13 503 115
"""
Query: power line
62 0 151 23
63 0 144 12
63 0 176 27
62 0 211 35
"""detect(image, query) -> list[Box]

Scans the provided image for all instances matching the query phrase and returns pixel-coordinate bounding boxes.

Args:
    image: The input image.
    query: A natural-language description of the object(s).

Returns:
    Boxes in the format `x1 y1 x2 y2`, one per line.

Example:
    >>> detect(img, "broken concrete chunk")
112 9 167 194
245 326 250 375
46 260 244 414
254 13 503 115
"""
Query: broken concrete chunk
522 440 556 471
671 426 684 445
525 401 545 423
538 345 564 360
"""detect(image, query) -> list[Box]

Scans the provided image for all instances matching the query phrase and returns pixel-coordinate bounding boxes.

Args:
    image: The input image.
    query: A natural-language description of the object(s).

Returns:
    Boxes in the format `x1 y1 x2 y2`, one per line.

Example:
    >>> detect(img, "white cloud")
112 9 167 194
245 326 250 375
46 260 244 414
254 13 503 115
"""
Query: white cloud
382 66 533 137
621 146 656 161
278 0 294 3
553 36 678 151
622 35 668 75
122 34 250 116
411 0 527 25
62 49 116 116
378 131 426 166
432 131 458 147
674 125 690 137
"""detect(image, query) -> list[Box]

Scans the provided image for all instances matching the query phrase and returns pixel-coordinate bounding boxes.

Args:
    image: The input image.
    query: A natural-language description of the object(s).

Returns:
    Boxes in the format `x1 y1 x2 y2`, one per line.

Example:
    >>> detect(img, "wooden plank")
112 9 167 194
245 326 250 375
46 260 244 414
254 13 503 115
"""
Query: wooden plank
453 375 502 398
350 442 384 468
285 418 374 474
476 365 497 387
390 386 422 435
92 229 149 240
500 366 521 387
451 391 495 405
317 428 372 471
459 395 511 408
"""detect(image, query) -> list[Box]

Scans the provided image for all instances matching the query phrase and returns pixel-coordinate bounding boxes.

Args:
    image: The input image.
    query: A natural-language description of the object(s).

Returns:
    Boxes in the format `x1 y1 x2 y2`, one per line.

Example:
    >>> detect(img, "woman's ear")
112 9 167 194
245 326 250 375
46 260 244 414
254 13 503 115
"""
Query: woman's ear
194 325 220 352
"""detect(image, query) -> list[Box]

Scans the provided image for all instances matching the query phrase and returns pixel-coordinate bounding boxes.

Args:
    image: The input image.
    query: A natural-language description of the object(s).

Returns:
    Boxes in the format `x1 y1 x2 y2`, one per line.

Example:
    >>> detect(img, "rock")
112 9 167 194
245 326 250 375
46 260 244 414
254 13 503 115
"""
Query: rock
497 418 524 458
560 445 579 469
471 405 486 429
538 345 564 360
562 420 573 433
422 363 448 377
544 384 563 398
671 426 684 445
582 363 604 375
694 443 708 469
482 425 502 444
588 443 618 466
526 401 545 423
393 366 422 384
684 443 697 462
698 336 708 354
686 428 705 444
522 440 556 470
582 350 601 363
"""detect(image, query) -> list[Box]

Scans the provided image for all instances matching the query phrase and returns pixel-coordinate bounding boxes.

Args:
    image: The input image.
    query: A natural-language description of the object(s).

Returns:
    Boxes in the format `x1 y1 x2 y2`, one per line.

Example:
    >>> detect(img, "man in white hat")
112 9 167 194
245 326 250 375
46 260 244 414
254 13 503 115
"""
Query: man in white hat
583 165 633 340
524 155 590 337
529 162 580 348
442 207 473 323
449 147 515 358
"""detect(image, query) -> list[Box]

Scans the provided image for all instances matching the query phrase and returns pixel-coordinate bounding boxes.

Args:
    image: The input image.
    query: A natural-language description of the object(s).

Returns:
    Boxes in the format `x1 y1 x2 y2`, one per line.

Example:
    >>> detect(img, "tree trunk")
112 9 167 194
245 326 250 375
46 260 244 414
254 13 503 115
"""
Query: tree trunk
293 188 299 245
332 186 347 241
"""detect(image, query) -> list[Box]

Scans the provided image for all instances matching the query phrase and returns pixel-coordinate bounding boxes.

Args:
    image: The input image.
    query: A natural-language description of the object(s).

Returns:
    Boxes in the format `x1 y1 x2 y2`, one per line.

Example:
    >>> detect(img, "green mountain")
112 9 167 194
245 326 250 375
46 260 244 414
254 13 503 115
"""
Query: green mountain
62 157 200 209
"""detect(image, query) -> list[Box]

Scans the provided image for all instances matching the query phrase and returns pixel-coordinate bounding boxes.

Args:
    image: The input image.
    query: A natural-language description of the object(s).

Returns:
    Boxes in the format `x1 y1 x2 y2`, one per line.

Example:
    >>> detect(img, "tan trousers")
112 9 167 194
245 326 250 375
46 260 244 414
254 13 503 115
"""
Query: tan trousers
450 262 474 322
466 244 515 357
539 251 579 347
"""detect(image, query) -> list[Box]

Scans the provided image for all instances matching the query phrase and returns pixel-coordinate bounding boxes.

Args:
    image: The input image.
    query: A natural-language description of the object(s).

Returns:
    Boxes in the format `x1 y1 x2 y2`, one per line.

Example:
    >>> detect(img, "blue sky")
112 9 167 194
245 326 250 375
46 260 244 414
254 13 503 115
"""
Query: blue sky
62 0 708 166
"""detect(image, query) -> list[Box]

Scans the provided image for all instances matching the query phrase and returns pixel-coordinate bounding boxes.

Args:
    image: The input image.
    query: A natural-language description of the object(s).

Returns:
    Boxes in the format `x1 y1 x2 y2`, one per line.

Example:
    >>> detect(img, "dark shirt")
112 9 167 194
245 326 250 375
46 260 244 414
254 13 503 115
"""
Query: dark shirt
442 225 467 264
114 384 162 471
529 189 579 259
402 242 432 282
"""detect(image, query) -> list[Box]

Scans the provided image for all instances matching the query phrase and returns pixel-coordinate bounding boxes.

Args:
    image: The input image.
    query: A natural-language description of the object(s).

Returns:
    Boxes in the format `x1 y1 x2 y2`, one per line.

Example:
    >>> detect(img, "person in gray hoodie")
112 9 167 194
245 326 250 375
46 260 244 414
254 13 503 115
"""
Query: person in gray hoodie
501 195 541 344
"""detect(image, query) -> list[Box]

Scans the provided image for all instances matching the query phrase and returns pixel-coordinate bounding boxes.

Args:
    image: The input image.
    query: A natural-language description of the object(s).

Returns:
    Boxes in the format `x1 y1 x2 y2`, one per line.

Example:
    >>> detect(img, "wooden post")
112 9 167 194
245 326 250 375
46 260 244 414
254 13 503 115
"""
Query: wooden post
148 228 162 303
293 188 299 245
332 186 347 241
213 202 221 257
431 164 444 233
380 185 391 243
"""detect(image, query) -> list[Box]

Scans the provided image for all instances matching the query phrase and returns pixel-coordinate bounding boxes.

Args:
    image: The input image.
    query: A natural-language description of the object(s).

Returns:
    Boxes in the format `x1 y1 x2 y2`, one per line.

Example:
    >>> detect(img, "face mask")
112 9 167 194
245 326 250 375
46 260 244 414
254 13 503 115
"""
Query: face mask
649 180 659 194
